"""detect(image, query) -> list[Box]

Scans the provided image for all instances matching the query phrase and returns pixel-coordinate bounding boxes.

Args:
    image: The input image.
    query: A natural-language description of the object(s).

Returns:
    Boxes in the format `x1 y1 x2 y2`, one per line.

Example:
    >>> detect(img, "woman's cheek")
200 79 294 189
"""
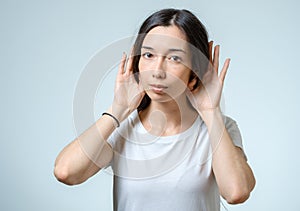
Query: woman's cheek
138 71 150 90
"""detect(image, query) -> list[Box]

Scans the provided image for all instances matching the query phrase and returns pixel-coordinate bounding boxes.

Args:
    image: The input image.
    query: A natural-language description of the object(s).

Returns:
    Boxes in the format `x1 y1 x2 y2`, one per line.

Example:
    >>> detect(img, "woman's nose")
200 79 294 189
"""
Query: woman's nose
152 56 166 79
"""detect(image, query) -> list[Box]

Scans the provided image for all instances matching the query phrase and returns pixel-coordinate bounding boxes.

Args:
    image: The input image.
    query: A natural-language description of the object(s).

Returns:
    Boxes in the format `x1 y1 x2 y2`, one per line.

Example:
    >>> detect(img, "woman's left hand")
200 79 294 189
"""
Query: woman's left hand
186 41 230 115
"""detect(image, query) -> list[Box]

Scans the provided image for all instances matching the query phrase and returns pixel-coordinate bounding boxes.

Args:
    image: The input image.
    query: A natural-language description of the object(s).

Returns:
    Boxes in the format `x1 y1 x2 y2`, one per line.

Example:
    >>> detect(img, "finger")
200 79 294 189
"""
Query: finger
124 47 134 75
213 45 220 73
185 88 194 102
219 58 230 82
118 52 127 75
185 87 199 110
208 41 213 62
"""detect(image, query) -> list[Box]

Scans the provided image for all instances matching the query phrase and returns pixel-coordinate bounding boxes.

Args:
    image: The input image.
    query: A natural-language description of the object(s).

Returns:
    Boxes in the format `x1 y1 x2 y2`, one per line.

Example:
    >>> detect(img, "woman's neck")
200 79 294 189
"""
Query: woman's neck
138 95 198 136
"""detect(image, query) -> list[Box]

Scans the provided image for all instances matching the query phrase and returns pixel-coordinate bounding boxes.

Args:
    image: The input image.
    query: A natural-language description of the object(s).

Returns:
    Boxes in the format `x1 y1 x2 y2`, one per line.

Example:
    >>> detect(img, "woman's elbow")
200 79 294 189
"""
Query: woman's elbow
54 164 80 186
224 180 256 204
225 188 251 204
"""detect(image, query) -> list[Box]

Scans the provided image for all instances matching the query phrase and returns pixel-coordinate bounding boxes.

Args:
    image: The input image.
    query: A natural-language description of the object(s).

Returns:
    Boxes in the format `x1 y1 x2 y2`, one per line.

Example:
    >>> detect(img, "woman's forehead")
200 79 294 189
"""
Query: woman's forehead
142 26 189 52
147 25 187 40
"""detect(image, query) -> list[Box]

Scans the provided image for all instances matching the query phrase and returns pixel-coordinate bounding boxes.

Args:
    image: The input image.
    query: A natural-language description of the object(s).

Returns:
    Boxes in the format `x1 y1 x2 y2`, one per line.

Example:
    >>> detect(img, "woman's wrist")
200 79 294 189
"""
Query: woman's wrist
108 103 132 123
198 107 222 123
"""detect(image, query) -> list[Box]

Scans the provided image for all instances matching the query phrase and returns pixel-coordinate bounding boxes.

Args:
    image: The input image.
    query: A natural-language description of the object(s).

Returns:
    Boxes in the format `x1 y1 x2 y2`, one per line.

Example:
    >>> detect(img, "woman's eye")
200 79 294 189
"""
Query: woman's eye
142 52 153 59
169 55 182 62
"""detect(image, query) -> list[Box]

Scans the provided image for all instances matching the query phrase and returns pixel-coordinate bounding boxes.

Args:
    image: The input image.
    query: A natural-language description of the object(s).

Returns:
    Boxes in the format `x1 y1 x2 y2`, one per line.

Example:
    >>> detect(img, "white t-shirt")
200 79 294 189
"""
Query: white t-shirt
105 110 244 211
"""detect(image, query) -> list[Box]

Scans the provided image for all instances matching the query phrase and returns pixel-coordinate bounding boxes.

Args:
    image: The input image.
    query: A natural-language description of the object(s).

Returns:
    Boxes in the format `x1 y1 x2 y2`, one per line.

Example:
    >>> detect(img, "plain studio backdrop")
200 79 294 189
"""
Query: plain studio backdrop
0 0 299 210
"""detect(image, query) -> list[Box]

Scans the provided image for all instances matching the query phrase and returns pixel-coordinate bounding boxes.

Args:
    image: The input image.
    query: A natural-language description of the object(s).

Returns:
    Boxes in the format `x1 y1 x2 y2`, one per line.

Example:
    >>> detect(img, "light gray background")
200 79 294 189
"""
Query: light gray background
1 0 299 210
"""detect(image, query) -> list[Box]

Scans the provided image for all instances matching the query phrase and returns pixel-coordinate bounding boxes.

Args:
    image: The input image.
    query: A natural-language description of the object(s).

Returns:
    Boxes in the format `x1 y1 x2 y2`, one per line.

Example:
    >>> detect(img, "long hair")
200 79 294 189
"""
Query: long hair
132 8 210 111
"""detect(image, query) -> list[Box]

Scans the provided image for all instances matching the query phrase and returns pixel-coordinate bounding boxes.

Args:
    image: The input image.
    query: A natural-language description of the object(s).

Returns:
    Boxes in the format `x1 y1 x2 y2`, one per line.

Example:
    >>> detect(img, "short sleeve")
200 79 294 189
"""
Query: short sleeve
102 128 119 169
106 128 117 148
224 115 247 160
102 112 134 169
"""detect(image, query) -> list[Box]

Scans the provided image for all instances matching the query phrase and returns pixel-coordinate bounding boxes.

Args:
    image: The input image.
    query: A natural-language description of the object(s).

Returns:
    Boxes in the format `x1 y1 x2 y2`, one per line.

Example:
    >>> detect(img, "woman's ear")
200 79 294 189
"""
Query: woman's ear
188 77 198 91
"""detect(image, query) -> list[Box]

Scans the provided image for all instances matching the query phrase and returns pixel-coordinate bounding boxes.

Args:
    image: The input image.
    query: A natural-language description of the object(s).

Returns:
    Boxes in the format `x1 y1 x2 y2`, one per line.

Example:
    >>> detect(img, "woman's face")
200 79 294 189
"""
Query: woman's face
138 25 195 102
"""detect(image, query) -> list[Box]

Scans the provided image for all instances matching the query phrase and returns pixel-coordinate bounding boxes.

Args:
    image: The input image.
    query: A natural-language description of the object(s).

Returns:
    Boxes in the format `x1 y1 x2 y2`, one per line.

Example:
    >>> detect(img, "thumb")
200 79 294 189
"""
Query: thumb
185 88 196 104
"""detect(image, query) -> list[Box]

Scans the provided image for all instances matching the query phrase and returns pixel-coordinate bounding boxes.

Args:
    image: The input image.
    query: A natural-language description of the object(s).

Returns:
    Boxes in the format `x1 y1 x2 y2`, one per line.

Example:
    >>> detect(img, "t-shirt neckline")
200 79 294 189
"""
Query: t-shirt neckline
132 110 203 143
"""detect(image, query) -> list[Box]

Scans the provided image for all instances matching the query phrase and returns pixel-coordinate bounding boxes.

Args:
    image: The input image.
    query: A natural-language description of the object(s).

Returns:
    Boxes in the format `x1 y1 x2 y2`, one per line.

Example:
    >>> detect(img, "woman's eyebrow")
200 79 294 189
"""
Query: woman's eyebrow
168 48 186 54
141 46 154 50
141 46 186 54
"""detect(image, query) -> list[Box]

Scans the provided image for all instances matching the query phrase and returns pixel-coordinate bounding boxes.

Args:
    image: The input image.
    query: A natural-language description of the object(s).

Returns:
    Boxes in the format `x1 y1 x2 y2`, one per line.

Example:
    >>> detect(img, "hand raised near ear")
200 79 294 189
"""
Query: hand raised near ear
186 41 230 114
112 50 145 121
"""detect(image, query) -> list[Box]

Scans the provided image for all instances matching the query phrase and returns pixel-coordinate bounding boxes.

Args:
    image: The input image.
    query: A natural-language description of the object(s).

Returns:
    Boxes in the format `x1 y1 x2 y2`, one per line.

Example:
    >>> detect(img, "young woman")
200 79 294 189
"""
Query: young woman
54 8 255 211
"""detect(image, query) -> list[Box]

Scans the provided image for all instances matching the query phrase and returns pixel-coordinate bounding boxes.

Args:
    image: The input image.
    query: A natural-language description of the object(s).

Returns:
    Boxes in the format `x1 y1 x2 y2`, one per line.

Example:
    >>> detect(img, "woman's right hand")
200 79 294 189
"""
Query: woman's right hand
111 51 145 122
54 51 145 186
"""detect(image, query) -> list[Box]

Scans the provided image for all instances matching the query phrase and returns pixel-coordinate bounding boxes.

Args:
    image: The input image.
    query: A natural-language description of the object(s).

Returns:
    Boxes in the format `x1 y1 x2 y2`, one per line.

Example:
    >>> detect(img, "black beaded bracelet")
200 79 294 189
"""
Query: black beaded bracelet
102 112 120 127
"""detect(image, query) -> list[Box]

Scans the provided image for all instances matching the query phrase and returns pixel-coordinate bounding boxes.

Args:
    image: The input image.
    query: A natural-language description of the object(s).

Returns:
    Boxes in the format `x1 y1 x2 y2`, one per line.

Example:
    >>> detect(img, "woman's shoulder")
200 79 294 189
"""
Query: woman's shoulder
221 114 240 130
111 109 141 135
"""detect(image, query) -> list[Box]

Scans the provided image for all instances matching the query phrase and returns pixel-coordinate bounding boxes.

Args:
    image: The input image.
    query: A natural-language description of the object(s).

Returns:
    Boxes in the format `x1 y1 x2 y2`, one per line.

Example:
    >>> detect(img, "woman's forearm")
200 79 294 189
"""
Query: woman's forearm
201 108 256 204
54 105 129 185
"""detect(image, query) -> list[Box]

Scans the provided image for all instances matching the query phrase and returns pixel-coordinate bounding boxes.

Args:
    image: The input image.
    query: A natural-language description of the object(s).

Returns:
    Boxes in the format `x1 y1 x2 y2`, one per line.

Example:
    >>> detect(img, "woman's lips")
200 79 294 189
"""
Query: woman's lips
149 84 168 93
